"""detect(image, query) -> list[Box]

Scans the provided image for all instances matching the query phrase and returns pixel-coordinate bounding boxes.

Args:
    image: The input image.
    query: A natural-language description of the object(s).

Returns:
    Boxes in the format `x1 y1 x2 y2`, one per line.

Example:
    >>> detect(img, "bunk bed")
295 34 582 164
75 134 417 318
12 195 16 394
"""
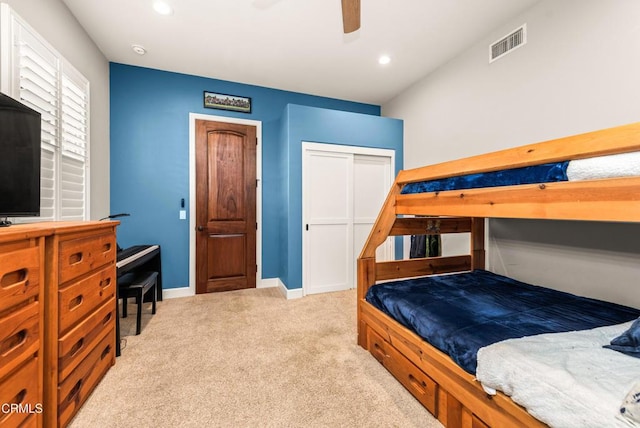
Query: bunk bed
357 122 640 428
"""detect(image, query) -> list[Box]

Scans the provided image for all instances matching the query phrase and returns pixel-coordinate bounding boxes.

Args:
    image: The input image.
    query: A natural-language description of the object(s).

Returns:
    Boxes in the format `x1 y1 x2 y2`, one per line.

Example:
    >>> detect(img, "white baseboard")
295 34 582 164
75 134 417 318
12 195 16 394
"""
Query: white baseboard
162 286 193 299
257 278 279 289
161 278 300 299
278 280 303 299
259 277 303 299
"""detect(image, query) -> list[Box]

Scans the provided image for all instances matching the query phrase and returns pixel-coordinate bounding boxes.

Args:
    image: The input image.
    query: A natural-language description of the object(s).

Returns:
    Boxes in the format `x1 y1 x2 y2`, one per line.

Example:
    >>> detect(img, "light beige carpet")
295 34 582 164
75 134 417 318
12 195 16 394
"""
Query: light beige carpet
70 288 442 428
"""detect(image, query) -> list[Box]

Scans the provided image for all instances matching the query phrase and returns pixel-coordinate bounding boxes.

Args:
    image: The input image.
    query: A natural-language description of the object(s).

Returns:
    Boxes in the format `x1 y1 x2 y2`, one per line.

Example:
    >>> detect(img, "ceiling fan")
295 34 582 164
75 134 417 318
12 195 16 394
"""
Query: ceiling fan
341 0 361 33
252 0 361 33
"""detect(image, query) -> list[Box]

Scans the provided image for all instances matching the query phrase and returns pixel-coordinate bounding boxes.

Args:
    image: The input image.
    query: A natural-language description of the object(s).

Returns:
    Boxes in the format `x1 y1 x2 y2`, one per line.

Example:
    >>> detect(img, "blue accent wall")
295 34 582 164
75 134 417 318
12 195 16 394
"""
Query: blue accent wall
280 104 403 290
110 63 401 290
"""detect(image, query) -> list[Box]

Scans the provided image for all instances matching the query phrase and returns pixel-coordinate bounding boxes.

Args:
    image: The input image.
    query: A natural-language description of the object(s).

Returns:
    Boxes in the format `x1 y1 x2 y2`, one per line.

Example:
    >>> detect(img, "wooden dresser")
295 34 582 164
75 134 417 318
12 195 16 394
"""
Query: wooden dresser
0 225 49 428
0 221 118 427
43 221 118 427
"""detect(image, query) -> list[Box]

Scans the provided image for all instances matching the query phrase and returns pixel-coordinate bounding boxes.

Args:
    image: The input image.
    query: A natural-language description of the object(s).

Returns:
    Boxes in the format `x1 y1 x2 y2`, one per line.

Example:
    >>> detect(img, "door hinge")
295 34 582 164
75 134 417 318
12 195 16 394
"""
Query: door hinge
256 222 258 230
256 264 258 273
256 179 258 187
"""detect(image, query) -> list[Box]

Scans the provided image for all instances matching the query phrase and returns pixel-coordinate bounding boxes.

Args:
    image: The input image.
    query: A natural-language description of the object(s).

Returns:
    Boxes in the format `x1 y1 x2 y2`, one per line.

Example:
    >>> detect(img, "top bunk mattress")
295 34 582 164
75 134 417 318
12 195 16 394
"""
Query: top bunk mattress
365 270 640 374
400 151 640 194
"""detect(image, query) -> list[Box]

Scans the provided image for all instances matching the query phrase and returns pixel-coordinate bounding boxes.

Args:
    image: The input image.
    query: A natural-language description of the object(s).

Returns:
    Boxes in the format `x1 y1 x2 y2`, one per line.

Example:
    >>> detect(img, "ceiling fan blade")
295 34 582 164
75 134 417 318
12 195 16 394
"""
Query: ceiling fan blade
341 0 361 33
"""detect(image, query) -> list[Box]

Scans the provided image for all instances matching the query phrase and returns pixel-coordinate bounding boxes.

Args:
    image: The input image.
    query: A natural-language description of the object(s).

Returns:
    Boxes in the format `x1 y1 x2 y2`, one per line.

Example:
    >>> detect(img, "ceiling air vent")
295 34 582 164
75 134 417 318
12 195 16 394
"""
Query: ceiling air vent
490 24 526 63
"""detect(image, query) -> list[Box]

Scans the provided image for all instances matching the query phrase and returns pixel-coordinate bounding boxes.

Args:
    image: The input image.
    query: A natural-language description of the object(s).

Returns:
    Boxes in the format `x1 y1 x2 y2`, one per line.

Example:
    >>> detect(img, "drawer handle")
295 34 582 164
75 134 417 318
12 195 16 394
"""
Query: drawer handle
69 252 84 265
102 243 112 253
102 312 113 326
100 277 112 288
10 389 27 406
1 329 27 356
373 342 388 356
408 374 428 395
1 268 27 289
101 344 112 360
65 380 83 405
69 295 84 310
69 338 84 358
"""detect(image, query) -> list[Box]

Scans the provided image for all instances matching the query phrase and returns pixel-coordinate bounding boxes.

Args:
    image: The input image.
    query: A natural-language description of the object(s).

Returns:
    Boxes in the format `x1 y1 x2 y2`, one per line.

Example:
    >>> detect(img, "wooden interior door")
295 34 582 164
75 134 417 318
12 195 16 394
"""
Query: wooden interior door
195 120 256 293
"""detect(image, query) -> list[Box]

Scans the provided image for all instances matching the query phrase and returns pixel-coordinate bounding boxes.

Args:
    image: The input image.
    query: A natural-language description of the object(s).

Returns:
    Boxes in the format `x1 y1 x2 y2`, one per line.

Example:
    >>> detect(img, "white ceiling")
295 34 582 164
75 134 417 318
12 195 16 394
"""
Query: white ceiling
61 0 539 105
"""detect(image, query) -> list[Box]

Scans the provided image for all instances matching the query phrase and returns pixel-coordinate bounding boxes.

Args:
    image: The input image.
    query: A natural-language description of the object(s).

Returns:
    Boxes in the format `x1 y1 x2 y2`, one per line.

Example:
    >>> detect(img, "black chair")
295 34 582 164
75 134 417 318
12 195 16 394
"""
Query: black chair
118 271 158 335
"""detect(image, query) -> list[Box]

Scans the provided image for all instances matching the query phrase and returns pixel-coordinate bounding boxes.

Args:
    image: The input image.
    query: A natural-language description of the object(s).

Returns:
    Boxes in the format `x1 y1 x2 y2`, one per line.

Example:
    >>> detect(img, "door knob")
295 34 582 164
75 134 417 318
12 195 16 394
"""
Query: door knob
197 225 204 232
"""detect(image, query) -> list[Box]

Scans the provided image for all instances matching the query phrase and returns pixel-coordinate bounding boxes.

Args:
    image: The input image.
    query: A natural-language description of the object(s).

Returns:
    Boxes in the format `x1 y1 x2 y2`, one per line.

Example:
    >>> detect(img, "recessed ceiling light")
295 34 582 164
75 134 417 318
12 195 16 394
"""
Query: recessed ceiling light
132 44 147 55
378 55 391 65
153 1 173 15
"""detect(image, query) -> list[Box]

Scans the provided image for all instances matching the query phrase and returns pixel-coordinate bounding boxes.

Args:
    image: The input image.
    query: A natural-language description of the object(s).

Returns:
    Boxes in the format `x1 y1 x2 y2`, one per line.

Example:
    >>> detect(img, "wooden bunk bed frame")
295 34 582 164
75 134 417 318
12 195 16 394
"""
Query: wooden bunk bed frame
357 122 640 428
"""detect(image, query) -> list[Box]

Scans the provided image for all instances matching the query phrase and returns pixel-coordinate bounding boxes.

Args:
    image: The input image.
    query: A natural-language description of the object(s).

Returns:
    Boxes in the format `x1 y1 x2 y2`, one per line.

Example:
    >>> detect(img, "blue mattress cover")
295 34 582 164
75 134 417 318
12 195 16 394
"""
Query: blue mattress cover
401 161 569 194
365 270 640 374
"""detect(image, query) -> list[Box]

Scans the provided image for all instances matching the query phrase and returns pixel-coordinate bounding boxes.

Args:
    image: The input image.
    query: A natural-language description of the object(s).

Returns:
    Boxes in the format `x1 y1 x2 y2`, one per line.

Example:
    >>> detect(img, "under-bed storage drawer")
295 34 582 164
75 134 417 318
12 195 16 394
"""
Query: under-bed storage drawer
366 326 437 415
471 414 490 428
366 322 388 364
385 341 437 414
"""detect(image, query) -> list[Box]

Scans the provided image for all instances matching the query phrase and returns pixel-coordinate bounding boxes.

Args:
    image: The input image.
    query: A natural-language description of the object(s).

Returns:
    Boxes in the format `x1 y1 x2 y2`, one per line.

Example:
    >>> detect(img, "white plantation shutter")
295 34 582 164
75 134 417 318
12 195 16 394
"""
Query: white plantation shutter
40 147 56 219
1 5 90 221
15 24 59 220
60 67 89 220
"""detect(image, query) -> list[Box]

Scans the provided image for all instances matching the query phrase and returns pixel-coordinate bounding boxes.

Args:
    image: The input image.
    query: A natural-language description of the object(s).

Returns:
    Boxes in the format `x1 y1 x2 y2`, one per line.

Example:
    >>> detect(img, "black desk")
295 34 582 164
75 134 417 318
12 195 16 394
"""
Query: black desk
115 244 162 356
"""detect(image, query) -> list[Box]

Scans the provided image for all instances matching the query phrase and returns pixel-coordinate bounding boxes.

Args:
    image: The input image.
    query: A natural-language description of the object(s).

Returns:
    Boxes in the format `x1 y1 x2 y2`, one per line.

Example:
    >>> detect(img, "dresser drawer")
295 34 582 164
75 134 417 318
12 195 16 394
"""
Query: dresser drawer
58 298 115 382
0 246 40 313
0 357 41 428
58 232 116 285
57 329 115 427
0 301 39 380
58 265 115 334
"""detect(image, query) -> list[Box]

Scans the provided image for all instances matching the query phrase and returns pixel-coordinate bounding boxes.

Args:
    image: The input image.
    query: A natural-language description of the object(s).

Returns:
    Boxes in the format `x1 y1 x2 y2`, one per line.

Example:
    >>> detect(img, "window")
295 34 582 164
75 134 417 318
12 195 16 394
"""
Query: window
0 4 90 221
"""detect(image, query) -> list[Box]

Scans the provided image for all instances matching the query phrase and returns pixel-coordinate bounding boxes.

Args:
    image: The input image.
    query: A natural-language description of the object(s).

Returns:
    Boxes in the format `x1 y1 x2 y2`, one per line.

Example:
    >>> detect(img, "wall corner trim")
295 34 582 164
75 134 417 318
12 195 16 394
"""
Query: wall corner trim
276 280 303 300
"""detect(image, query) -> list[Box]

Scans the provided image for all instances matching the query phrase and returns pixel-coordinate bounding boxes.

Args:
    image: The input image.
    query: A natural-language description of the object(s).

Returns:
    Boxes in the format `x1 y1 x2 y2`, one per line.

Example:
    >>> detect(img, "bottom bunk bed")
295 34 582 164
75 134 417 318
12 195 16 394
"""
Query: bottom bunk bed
364 270 640 427
357 122 640 428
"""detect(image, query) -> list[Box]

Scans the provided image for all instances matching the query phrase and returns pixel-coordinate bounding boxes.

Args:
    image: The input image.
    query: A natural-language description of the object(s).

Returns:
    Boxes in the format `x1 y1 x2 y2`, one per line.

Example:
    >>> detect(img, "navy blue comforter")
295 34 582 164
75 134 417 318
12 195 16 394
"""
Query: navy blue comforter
365 270 640 374
401 162 569 194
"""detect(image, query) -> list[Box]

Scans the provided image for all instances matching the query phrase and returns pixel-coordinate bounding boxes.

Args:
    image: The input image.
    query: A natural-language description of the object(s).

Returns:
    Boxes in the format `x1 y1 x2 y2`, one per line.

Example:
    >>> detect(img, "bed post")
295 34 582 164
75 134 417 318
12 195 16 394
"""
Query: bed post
471 217 485 270
357 257 375 348
357 180 402 348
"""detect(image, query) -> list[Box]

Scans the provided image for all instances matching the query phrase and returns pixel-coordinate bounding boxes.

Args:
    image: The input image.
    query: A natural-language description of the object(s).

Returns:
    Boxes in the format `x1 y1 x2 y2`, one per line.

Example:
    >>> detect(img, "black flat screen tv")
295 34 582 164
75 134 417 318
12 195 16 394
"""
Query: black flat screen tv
0 92 41 223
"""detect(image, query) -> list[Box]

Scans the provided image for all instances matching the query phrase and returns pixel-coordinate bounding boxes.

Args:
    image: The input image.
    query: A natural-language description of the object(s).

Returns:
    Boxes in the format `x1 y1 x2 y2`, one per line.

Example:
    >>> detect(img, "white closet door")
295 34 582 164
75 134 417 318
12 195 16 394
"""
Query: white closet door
353 154 393 284
303 150 354 295
303 143 395 296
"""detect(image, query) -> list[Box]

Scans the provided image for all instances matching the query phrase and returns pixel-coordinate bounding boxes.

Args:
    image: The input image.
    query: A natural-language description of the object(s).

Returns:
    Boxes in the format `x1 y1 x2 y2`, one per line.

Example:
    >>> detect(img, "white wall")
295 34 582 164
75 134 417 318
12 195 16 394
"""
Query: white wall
383 0 640 308
2 0 110 219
